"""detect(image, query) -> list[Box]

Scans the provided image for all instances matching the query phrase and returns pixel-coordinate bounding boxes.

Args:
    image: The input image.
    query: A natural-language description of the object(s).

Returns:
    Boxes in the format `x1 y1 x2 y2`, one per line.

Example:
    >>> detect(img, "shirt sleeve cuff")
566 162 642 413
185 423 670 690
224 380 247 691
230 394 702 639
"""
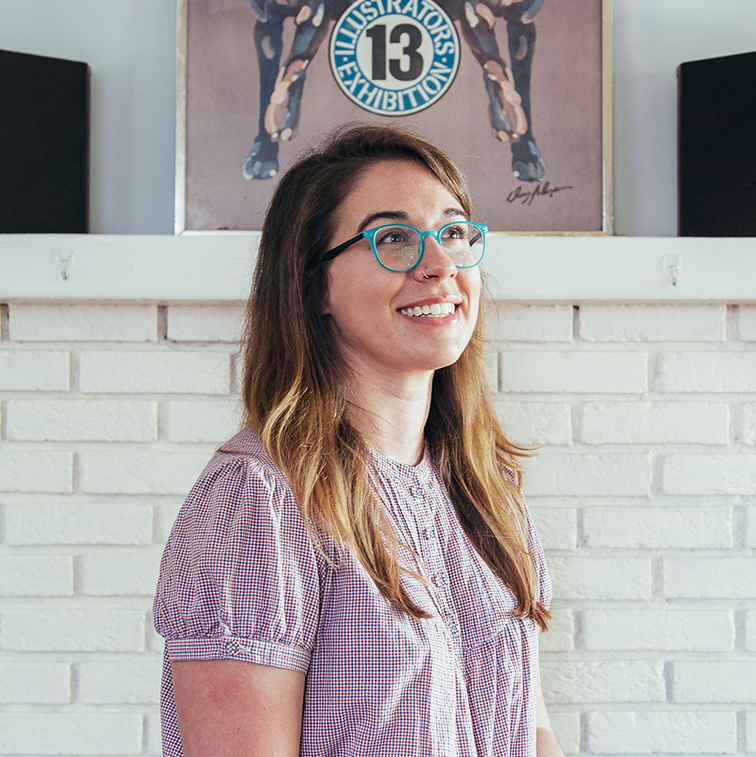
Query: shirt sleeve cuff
165 636 311 674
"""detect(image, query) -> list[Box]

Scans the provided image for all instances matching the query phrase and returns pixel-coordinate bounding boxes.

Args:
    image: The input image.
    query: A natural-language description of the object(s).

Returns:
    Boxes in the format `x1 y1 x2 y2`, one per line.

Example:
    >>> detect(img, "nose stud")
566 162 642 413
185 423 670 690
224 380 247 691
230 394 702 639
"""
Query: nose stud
422 270 430 279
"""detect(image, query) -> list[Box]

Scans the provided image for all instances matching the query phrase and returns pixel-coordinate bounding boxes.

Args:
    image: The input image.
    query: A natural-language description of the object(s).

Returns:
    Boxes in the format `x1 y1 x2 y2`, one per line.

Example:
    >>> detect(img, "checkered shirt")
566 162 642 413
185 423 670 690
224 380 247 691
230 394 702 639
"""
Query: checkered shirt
154 426 551 756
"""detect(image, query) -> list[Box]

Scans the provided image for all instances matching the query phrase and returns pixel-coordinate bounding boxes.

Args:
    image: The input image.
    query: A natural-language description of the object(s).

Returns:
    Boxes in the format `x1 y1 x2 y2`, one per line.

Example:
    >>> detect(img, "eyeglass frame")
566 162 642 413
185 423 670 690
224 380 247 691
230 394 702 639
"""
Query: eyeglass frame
315 221 488 273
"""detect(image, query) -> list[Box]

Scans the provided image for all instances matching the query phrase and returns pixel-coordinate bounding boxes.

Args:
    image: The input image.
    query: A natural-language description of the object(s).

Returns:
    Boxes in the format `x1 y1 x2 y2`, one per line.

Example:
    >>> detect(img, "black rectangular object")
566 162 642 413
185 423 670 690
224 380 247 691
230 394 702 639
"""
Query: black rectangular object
678 50 756 237
0 48 89 233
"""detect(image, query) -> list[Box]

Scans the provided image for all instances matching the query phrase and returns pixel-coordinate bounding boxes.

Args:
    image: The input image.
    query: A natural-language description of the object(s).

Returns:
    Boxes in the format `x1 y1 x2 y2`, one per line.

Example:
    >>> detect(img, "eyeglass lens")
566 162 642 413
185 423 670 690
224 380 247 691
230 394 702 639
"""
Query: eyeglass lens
373 223 484 272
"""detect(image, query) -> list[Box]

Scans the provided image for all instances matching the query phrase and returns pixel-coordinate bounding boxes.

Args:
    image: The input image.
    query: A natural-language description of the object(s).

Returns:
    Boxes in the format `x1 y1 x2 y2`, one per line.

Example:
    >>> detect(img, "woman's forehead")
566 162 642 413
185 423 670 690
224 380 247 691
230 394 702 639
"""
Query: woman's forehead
337 160 466 227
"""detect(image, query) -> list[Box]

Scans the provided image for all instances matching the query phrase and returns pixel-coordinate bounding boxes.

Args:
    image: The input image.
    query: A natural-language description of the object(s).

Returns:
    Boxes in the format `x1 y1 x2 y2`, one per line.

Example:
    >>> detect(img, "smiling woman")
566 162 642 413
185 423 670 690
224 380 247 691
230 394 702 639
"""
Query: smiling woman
153 125 563 757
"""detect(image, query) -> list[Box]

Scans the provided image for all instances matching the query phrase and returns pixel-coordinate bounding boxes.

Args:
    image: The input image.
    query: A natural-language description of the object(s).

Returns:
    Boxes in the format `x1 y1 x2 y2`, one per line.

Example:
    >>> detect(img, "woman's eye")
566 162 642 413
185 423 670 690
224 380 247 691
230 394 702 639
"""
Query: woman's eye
442 224 468 241
376 228 408 245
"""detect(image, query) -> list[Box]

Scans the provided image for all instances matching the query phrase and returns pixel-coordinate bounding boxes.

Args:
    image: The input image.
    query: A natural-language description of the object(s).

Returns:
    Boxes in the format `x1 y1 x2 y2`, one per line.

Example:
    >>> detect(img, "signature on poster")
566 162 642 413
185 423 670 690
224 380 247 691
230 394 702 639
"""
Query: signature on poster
506 181 573 206
242 0 546 185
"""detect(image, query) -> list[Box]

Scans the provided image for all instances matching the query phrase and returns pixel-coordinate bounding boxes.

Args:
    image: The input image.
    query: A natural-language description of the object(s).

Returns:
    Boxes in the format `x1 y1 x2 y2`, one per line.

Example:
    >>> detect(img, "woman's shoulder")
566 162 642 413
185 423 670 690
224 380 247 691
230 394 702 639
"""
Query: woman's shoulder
201 425 279 476
177 426 297 528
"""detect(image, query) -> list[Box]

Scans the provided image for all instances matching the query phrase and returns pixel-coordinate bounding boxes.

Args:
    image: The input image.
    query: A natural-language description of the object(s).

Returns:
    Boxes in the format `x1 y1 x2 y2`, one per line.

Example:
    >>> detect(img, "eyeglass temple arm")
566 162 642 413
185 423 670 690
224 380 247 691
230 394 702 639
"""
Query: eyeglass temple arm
317 232 366 266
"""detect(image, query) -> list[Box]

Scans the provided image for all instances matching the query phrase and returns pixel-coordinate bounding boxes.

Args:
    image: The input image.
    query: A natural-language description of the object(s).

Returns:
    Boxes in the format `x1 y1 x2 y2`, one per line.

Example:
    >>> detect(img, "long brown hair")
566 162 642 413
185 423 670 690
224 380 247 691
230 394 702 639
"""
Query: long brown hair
241 124 549 630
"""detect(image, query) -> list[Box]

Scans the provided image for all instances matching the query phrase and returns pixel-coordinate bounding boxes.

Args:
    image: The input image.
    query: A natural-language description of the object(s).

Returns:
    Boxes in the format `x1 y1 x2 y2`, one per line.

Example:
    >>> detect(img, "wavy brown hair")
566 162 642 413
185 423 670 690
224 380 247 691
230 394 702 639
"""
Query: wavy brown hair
240 124 549 630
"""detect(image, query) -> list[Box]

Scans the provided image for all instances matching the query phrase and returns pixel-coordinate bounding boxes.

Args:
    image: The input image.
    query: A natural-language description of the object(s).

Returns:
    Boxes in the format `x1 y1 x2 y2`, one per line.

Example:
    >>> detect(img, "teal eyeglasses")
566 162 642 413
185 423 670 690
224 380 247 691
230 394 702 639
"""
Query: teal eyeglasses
318 221 487 273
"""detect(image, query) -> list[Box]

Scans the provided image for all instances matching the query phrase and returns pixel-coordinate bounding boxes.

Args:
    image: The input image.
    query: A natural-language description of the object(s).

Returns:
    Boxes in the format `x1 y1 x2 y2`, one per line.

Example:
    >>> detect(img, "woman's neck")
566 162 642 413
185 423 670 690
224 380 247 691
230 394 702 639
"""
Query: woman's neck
344 369 433 466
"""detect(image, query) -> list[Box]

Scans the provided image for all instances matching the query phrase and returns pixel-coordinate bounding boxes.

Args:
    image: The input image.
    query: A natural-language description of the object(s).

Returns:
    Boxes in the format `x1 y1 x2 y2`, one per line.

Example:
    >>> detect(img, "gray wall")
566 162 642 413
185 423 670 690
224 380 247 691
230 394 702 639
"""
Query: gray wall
1 0 756 235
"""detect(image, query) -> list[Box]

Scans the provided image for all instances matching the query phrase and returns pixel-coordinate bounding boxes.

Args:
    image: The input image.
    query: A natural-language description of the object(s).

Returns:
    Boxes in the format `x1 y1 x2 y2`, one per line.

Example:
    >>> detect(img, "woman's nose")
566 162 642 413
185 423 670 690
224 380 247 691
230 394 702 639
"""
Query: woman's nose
413 235 457 281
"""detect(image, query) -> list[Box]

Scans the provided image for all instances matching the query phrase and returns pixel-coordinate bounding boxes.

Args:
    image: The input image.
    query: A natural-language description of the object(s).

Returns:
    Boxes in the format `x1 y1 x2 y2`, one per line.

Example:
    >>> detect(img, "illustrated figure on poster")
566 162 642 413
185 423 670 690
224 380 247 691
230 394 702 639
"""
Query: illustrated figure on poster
243 0 545 183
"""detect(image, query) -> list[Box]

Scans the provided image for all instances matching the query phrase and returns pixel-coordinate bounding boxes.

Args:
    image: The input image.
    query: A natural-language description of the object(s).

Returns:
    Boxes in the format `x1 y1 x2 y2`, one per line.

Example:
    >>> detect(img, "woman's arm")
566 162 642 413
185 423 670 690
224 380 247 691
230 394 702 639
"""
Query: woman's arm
535 659 565 757
171 659 305 757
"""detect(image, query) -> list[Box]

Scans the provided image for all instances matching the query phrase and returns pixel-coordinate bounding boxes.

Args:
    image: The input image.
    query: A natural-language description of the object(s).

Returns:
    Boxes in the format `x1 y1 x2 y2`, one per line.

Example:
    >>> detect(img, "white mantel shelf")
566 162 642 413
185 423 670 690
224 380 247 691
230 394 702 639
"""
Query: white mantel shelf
1 234 755 303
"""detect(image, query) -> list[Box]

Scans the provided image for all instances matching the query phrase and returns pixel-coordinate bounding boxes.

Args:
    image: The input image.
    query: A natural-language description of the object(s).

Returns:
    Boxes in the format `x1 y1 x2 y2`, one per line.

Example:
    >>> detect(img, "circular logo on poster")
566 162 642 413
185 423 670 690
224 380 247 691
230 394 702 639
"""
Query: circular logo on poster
329 0 459 116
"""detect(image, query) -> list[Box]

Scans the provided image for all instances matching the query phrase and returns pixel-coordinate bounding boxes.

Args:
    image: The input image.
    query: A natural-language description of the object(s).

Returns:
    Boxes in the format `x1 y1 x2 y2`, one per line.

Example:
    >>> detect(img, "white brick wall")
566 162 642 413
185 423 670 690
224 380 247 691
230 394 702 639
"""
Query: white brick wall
673 661 756 702
739 305 756 341
0 713 143 755
587 710 737 754
741 403 756 444
583 506 732 548
8 304 158 342
0 350 70 390
579 303 726 342
1 299 755 757
580 401 728 444
0 663 70 703
6 399 158 441
582 609 735 651
167 304 245 342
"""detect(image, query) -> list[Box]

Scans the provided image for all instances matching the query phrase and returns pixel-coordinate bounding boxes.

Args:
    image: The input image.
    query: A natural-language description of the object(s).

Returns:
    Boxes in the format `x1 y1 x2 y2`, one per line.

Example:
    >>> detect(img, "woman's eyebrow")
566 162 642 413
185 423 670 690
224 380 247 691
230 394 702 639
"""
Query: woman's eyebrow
357 210 408 233
357 207 469 233
442 207 470 221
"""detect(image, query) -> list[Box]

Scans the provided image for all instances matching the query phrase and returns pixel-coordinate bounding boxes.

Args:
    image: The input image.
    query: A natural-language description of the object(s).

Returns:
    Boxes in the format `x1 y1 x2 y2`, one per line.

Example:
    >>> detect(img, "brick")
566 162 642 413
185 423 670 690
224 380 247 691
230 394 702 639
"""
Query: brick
663 454 756 495
482 343 497 392
659 352 756 393
6 399 157 442
664 557 756 599
489 304 573 342
500 351 646 393
8 303 157 341
166 398 243 443
525 453 651 496
79 661 162 704
674 661 756 703
167 304 245 342
583 609 734 652
79 350 231 394
146 712 163 755
0 350 69 390
81 551 162 596
548 711 580 755
739 305 756 341
741 403 756 445
154 501 184 544
80 450 210 495
583 506 732 548
587 710 736 754
493 400 572 446
1 609 145 651
5 503 153 545
0 713 142 755
147 623 166 655
747 711 756 753
745 611 756 652
540 609 574 652
0 555 73 596
541 660 664 703
547 556 652 600
749 507 756 548
0 451 72 493
580 303 726 342
581 401 728 444
0 663 70 703
528 507 577 551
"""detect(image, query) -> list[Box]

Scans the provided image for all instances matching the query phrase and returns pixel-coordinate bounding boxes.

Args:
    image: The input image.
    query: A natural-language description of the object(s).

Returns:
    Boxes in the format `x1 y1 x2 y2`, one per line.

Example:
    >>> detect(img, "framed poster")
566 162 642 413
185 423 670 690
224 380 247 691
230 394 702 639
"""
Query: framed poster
176 0 612 234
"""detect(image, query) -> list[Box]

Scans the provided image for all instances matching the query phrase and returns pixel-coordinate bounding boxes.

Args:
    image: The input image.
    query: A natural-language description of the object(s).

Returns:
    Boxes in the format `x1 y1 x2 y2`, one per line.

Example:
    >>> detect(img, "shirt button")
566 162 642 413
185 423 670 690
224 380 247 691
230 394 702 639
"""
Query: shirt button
409 485 422 498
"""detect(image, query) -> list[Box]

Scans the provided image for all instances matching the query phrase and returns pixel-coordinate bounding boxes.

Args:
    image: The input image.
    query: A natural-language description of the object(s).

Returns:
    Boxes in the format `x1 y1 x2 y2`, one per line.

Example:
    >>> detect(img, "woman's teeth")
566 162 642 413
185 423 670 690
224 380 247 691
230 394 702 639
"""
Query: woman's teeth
399 302 456 317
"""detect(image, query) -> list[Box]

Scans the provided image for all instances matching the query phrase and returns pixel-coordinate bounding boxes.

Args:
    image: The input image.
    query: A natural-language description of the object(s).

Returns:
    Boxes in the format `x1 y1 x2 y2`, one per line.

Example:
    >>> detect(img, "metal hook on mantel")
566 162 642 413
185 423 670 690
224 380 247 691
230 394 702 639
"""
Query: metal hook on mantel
58 251 74 281
662 254 681 286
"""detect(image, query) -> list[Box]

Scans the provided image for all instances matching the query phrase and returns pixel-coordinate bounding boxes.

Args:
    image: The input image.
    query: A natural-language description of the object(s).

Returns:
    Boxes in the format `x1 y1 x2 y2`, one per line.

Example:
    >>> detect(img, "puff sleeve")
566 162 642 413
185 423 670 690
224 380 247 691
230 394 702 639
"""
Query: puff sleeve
153 455 321 674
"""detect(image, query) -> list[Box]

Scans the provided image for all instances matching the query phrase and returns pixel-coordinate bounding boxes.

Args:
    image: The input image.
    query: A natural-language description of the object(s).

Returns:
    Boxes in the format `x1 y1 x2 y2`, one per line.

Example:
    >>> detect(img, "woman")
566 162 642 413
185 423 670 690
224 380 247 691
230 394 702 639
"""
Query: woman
154 125 562 757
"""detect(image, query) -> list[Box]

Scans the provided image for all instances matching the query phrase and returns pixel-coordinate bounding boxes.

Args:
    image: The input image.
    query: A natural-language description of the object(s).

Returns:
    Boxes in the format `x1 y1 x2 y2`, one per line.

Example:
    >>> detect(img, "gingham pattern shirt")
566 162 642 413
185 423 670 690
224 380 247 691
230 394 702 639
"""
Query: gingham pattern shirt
154 427 551 756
